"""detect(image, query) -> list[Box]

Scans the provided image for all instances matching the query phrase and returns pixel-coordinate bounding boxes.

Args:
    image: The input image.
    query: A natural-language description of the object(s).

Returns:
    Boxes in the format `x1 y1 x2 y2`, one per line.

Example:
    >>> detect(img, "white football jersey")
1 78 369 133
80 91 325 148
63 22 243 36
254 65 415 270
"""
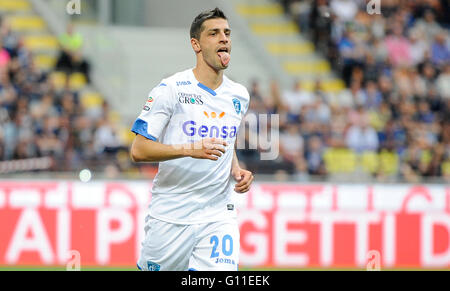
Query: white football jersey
131 68 250 224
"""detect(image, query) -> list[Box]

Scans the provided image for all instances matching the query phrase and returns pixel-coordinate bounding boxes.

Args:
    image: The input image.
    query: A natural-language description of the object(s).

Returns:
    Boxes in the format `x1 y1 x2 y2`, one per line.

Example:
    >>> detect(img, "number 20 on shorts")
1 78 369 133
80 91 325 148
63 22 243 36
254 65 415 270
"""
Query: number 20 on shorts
210 234 233 258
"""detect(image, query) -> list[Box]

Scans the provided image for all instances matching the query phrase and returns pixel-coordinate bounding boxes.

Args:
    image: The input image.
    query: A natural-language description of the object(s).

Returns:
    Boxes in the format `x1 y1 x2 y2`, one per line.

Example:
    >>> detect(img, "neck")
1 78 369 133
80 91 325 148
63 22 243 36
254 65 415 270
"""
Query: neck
193 60 223 90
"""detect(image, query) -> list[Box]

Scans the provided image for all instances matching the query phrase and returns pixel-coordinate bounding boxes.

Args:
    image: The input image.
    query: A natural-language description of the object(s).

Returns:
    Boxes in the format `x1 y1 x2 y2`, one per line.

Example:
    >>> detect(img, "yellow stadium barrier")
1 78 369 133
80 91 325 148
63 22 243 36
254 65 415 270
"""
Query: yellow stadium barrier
379 150 399 175
8 16 45 31
324 148 357 173
68 72 87 91
361 151 379 174
236 3 283 16
0 0 31 12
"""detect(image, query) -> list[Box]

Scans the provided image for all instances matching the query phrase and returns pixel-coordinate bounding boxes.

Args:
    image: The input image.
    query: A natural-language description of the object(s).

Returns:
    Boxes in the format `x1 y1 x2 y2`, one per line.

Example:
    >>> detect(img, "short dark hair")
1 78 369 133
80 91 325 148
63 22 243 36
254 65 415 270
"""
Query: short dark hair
190 7 227 40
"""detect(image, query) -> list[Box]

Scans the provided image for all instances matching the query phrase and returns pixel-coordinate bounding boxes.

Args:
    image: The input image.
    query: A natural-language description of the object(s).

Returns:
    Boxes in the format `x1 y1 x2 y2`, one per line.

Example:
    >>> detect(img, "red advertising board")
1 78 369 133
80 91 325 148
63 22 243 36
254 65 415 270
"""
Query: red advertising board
0 181 449 268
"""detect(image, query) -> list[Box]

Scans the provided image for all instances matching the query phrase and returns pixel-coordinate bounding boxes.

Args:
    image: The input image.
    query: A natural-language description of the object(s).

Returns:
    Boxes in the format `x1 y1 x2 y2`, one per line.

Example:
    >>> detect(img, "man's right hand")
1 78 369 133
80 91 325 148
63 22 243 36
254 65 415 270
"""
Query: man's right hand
184 138 228 161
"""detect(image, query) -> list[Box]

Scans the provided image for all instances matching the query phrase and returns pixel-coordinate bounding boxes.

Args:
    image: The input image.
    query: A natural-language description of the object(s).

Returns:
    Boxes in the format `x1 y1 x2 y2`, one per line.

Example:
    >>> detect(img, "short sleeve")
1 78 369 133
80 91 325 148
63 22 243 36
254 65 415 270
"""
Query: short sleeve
131 82 176 141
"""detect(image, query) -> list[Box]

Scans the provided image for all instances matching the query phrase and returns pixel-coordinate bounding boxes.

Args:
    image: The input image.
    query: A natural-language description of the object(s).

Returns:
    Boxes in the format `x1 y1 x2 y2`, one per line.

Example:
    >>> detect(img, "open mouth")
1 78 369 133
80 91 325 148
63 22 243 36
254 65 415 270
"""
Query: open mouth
217 47 230 66
217 47 229 53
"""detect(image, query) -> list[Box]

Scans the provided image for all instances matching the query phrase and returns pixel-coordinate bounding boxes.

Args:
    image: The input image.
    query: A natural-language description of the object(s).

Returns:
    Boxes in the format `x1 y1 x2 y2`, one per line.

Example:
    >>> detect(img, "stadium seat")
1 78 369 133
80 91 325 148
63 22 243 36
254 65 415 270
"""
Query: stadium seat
49 71 67 90
108 110 121 124
250 22 299 35
322 79 346 93
420 150 432 167
119 127 136 145
339 149 357 173
266 42 314 55
379 150 399 176
7 15 46 32
442 161 450 176
68 72 87 91
80 92 103 109
361 151 379 174
236 0 345 97
236 3 283 17
23 35 59 51
283 60 330 75
324 148 357 173
0 0 31 12
323 149 338 173
33 54 56 70
299 79 345 93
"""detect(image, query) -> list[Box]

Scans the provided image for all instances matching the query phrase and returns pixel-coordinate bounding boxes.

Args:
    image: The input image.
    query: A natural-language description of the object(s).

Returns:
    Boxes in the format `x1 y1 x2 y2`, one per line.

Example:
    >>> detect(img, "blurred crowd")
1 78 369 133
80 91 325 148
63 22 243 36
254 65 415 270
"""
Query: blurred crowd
0 18 127 176
237 0 450 182
1 1 449 183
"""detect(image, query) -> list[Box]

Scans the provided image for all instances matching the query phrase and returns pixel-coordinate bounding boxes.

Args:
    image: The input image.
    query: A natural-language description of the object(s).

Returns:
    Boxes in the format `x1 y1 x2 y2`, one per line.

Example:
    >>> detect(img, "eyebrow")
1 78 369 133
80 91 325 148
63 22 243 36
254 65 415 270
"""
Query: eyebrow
207 28 231 33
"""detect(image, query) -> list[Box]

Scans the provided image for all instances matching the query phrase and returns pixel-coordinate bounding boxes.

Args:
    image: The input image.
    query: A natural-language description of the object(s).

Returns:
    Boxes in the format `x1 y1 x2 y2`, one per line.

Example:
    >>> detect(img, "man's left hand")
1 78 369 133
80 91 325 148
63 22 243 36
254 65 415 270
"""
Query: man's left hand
232 168 254 193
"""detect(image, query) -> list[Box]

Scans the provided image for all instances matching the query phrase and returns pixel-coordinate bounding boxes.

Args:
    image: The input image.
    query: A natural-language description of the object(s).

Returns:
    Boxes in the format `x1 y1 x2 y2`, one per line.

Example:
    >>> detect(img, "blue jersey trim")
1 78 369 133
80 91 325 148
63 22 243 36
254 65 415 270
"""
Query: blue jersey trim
131 118 157 141
197 82 217 96
188 268 198 271
136 263 142 270
158 83 167 87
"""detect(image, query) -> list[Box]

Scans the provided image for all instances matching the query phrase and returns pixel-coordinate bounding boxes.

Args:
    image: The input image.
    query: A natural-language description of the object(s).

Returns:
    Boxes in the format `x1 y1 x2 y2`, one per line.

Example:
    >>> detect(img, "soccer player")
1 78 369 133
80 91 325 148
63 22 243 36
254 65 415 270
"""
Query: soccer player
130 7 253 271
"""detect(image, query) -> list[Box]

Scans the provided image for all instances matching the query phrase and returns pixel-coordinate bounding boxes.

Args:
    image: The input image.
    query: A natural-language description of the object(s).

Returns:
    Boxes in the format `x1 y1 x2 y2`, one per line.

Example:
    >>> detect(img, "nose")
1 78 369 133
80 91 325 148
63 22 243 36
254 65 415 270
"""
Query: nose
219 31 229 43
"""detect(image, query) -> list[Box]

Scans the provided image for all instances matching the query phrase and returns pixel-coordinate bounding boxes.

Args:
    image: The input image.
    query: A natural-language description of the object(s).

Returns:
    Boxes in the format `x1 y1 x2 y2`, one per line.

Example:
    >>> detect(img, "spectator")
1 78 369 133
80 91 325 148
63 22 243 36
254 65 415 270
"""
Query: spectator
363 51 380 83
408 29 429 66
279 122 304 164
330 0 358 23
0 40 10 69
310 0 333 54
267 79 285 114
55 23 90 82
248 79 267 114
413 9 442 44
0 21 19 56
266 0 450 182
435 63 450 99
2 0 449 182
304 96 331 125
430 30 450 67
305 135 326 175
384 22 412 67
93 119 123 155
288 0 312 34
281 79 313 121
345 115 379 153
361 80 382 110
0 17 126 174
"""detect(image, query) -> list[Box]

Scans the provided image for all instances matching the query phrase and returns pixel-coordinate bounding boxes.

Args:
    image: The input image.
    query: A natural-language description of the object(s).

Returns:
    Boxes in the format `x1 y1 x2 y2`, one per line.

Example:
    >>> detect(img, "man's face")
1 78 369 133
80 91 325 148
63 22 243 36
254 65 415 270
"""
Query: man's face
194 18 232 70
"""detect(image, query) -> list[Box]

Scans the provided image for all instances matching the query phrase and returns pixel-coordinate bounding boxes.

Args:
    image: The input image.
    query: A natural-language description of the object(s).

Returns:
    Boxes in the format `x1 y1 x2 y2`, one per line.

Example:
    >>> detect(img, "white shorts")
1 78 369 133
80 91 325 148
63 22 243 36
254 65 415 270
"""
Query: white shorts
137 216 240 271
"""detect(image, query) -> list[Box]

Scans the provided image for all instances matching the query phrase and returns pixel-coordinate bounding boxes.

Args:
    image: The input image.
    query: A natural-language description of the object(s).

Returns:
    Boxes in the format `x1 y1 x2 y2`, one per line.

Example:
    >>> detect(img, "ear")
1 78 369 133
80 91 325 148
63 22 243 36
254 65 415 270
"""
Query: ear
191 38 201 54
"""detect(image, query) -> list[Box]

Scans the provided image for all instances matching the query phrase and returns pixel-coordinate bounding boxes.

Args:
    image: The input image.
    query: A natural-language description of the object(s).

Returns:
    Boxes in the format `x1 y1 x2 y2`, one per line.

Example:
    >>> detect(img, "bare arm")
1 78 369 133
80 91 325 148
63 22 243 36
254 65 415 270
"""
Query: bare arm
232 149 240 170
130 134 228 163
230 144 254 193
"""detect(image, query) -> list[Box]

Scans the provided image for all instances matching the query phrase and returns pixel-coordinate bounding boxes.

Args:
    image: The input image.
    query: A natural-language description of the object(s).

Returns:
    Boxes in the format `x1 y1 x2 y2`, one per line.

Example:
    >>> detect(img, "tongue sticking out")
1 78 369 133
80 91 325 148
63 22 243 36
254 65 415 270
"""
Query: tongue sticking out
218 51 230 66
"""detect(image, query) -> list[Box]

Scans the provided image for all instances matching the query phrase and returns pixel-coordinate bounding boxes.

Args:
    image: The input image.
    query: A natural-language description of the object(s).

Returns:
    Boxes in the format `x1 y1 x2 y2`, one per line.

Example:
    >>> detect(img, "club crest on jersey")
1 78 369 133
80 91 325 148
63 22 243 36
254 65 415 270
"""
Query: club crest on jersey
232 98 241 114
